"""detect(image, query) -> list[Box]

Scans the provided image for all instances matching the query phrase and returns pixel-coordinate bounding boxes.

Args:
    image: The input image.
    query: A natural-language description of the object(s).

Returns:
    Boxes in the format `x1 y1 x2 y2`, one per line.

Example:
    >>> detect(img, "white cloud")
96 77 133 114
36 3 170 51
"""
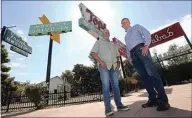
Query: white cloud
17 72 29 76
149 14 191 56
18 57 26 61
16 29 28 42
8 62 26 68
9 50 16 54
17 30 24 35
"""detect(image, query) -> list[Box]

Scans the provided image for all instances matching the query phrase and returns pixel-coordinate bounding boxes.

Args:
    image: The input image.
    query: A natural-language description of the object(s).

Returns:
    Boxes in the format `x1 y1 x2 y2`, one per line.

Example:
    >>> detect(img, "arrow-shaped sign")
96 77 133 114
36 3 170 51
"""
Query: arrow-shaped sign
39 14 60 44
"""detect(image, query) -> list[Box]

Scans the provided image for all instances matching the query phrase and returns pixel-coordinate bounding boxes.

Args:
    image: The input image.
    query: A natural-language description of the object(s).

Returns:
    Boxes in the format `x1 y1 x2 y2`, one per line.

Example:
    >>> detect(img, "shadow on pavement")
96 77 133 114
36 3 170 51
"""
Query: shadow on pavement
138 88 173 97
1 109 36 118
106 100 192 117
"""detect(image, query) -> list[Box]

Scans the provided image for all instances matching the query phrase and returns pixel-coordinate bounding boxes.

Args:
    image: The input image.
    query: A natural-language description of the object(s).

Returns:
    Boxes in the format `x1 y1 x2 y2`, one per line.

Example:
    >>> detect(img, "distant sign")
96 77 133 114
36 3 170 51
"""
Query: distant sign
112 37 127 58
28 21 72 36
150 22 185 48
3 28 32 54
10 46 28 57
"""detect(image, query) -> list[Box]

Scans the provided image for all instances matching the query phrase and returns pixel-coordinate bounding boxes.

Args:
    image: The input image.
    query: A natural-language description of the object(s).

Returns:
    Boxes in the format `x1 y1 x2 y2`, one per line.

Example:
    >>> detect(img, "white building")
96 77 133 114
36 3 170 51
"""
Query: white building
39 76 71 99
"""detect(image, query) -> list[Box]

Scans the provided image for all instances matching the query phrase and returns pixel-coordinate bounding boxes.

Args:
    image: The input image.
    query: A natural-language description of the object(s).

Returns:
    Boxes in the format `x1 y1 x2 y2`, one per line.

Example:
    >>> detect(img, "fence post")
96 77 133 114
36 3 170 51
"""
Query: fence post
6 90 12 112
64 86 66 105
99 85 102 102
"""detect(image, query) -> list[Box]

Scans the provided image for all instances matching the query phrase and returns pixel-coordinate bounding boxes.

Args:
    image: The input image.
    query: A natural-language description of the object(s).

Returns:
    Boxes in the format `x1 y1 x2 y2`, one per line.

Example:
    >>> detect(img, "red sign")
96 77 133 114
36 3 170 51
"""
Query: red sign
150 22 185 48
86 9 106 30
112 37 127 57
79 3 106 32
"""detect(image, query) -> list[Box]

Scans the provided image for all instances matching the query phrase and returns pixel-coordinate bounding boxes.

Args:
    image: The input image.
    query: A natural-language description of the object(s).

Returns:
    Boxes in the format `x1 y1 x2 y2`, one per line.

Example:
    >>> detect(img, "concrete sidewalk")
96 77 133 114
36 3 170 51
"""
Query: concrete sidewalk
3 83 192 117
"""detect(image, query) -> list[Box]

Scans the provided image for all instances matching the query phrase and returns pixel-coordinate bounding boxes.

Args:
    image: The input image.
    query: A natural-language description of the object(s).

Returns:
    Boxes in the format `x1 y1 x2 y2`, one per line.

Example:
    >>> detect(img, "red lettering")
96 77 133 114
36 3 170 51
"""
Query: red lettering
86 9 93 23
93 18 98 25
86 8 106 31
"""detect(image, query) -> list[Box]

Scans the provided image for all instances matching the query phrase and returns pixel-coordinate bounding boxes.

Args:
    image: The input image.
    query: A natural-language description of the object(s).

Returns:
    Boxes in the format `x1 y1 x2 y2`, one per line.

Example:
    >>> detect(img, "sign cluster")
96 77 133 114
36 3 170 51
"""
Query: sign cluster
2 28 32 57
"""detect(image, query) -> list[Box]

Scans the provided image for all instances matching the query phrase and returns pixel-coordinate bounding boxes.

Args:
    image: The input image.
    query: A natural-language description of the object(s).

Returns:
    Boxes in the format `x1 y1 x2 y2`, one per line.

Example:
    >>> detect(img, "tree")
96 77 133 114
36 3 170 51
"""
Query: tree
61 70 74 84
123 59 134 77
1 44 16 105
167 44 192 66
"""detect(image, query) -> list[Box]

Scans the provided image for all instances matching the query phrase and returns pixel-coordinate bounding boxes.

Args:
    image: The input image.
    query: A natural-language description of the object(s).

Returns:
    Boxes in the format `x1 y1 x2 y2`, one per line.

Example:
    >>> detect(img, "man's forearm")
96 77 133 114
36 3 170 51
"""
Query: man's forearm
91 52 103 64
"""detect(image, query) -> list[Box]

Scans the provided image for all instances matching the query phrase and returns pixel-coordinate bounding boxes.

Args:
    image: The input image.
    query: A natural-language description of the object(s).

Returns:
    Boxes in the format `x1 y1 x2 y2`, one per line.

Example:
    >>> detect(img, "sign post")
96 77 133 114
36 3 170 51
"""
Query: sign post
183 32 192 49
112 37 127 79
28 14 72 105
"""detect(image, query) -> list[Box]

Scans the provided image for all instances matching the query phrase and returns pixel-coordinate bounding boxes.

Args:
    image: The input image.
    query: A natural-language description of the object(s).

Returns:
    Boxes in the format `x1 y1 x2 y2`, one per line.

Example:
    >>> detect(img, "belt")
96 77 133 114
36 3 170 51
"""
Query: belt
130 43 144 53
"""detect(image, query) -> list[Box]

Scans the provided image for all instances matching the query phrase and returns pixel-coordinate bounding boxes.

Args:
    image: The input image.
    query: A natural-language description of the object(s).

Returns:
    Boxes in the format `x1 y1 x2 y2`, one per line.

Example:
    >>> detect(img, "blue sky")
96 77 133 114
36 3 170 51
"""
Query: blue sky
2 1 191 83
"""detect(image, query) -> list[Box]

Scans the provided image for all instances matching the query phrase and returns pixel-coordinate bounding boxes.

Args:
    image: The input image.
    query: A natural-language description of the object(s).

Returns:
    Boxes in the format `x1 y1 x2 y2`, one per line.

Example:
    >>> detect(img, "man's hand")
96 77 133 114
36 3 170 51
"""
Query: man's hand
116 61 120 70
141 45 149 56
100 61 107 69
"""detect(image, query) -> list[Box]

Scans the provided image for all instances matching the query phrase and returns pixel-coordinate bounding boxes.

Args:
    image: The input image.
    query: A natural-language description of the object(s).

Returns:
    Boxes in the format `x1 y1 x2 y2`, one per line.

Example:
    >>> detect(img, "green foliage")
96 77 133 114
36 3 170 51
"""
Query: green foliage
157 62 192 85
118 79 128 96
1 44 17 105
61 70 74 84
24 84 47 109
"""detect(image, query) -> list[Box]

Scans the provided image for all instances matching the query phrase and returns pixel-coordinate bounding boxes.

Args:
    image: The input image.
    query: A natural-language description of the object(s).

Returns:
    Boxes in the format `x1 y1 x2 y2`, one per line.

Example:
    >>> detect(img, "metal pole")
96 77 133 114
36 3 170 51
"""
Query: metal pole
156 54 168 86
120 56 126 78
1 26 6 43
45 38 53 105
183 32 192 49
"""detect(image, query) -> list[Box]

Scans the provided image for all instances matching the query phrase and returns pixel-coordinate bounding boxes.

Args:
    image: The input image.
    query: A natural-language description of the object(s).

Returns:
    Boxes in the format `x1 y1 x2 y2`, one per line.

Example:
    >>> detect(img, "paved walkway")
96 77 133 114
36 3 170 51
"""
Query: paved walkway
2 83 192 117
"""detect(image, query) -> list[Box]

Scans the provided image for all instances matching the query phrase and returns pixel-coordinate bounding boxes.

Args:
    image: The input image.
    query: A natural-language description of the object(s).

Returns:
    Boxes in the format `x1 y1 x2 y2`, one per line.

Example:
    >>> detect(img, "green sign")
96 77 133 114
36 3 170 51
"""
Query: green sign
10 46 28 57
3 28 32 54
28 21 72 36
79 17 104 38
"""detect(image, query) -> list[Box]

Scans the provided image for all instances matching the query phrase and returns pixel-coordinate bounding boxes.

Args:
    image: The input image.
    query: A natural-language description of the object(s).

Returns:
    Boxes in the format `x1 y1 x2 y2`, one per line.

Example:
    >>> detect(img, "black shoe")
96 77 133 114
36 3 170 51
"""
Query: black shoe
156 103 170 111
117 105 130 111
142 101 158 108
105 109 114 116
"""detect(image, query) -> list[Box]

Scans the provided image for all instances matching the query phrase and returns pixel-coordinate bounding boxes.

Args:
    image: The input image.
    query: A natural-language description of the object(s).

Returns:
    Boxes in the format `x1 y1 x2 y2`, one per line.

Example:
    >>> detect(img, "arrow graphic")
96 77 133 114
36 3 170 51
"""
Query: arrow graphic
39 14 60 44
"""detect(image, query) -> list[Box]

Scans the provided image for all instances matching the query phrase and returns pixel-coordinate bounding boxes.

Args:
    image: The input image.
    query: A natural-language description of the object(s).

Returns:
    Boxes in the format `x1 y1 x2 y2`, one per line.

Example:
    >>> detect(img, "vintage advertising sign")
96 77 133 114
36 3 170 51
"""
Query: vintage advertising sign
78 3 106 39
112 37 127 58
150 22 185 48
79 17 102 39
79 3 106 31
3 28 32 54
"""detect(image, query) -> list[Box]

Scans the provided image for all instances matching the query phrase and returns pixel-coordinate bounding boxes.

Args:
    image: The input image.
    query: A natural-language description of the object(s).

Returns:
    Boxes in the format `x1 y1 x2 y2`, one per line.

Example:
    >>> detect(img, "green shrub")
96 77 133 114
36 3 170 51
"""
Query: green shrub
157 62 192 85
24 84 47 109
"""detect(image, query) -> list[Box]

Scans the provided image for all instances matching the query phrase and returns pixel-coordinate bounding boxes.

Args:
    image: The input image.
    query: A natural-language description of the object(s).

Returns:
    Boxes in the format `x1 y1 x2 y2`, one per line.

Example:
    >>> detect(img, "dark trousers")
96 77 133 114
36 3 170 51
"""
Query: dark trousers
130 43 168 104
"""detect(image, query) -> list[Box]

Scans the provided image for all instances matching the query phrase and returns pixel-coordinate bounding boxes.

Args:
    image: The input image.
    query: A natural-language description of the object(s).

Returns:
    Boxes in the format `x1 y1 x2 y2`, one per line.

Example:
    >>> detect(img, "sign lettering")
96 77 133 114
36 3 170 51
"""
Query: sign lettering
150 22 185 48
112 37 127 58
28 21 72 36
3 28 32 54
79 3 106 38
10 46 28 57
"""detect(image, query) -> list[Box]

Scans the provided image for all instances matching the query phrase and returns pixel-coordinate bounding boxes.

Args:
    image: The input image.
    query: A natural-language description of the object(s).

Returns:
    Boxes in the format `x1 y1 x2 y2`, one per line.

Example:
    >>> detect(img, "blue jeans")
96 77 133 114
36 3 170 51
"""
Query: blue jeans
130 44 168 104
98 65 123 111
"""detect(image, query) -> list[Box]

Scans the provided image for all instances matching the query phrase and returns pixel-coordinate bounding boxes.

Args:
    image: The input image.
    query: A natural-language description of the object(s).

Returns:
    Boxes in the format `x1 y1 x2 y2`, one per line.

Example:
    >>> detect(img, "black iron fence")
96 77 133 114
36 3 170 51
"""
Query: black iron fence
1 81 141 113
1 87 103 113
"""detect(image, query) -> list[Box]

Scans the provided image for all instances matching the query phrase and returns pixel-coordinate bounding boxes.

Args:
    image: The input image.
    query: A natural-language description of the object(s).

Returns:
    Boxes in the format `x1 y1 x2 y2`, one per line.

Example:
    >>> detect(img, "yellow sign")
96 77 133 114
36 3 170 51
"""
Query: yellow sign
38 14 60 44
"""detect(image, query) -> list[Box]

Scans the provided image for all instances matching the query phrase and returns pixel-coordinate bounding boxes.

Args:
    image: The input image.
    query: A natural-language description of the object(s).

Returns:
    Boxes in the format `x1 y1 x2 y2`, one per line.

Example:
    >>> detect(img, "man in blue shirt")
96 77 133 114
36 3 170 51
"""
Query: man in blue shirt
121 18 170 111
